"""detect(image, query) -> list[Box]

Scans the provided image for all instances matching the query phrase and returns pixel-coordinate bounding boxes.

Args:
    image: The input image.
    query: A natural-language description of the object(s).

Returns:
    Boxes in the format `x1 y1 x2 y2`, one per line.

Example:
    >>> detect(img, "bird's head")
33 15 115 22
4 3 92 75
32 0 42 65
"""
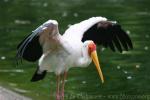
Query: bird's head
83 40 104 83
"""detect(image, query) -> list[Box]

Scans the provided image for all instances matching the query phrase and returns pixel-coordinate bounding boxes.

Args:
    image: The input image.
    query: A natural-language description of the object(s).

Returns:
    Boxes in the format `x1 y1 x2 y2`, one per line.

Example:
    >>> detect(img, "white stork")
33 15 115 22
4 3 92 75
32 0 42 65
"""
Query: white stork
16 17 133 100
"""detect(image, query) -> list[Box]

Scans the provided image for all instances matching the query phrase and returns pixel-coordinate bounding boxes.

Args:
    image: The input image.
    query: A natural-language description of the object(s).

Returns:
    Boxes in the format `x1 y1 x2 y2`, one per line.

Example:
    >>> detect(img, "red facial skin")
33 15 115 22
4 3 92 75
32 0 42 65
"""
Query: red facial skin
88 42 96 55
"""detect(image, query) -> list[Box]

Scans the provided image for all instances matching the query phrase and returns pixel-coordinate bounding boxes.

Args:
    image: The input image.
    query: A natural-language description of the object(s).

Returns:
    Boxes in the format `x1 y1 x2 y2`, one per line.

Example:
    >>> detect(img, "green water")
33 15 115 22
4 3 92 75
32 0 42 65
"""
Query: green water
0 0 150 100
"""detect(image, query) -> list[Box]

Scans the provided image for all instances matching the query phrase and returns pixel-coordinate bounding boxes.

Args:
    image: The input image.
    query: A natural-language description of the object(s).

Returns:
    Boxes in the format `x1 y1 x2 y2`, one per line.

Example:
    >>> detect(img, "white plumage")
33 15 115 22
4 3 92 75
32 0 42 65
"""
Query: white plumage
30 17 107 75
16 16 133 100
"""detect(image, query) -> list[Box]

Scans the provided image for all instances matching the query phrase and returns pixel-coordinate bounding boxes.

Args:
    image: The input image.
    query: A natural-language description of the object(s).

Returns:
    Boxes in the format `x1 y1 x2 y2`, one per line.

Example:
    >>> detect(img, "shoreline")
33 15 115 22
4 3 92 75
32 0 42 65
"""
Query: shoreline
0 86 31 100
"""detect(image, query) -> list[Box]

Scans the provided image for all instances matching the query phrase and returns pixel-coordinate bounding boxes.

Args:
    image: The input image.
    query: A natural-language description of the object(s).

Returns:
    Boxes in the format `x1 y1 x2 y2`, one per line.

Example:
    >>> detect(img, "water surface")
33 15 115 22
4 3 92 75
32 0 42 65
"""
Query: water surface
0 0 150 100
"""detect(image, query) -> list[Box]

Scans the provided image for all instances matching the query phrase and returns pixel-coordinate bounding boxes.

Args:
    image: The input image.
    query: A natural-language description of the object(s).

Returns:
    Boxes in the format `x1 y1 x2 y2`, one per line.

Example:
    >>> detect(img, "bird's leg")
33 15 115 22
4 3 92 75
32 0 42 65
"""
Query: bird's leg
61 71 67 100
56 75 60 100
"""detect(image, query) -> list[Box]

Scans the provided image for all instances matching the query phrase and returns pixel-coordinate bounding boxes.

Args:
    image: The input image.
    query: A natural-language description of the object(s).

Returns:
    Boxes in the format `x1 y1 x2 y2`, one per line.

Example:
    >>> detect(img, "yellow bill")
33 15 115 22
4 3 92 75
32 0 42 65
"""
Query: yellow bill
91 51 104 83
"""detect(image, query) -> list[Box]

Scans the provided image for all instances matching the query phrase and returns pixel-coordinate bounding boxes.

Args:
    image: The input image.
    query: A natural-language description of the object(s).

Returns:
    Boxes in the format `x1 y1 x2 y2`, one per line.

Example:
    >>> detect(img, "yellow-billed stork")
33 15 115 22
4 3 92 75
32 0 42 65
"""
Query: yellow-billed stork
16 17 133 100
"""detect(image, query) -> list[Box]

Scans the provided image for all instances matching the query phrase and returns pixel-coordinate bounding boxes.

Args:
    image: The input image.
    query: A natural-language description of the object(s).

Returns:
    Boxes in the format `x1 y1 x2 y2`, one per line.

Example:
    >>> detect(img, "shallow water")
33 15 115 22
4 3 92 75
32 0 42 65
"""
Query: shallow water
0 0 150 100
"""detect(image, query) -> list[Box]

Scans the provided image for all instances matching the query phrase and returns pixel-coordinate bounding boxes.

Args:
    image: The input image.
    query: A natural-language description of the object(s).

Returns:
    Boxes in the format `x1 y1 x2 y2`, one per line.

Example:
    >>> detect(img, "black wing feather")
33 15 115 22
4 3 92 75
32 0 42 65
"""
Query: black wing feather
16 33 42 62
108 41 115 52
113 35 122 52
82 21 133 52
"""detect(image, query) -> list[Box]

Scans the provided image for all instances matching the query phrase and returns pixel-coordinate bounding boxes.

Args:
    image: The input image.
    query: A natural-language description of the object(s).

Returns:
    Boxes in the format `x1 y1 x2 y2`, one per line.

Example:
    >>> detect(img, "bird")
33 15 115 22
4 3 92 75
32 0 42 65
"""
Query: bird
16 17 133 100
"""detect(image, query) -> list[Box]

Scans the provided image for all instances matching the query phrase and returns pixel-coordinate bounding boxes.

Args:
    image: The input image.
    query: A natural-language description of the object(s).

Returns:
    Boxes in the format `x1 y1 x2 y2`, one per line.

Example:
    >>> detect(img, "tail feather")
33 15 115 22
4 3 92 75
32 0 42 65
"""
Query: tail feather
31 68 47 82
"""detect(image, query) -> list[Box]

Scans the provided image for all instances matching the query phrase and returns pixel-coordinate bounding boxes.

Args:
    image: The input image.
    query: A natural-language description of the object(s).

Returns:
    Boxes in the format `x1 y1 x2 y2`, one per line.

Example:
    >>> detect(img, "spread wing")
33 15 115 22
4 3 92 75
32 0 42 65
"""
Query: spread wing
64 17 133 52
82 21 133 52
16 20 60 62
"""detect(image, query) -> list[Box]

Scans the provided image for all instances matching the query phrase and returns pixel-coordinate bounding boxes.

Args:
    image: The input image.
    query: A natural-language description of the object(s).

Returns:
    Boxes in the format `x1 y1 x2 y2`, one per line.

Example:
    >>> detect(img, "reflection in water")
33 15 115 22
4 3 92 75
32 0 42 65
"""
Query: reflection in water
0 69 24 73
0 0 150 100
13 88 30 93
14 20 31 25
127 76 132 80
1 56 6 60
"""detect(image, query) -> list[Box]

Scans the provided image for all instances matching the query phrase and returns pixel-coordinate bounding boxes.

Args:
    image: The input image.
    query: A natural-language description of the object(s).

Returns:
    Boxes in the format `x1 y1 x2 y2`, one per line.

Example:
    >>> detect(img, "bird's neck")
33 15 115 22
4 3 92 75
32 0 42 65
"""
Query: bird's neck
77 46 92 67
